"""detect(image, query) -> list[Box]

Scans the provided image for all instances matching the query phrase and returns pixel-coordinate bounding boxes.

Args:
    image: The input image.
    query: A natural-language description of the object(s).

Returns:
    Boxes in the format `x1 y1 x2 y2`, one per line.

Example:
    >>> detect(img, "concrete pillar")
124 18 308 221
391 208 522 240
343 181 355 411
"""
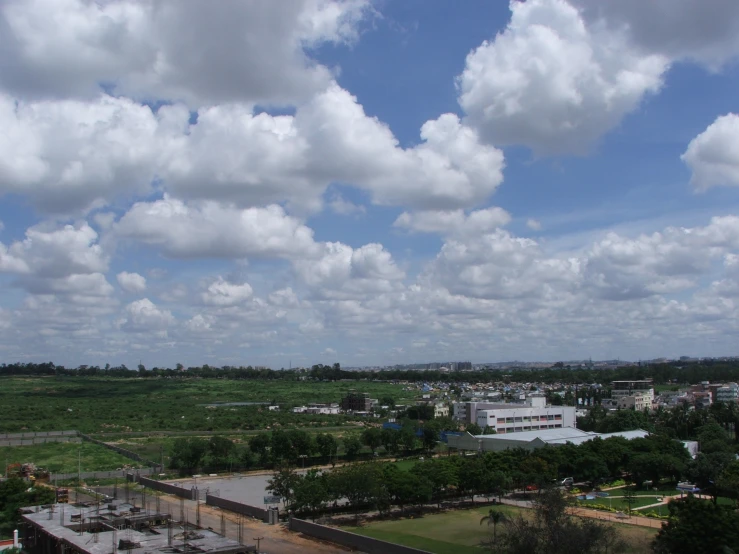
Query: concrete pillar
13 529 19 548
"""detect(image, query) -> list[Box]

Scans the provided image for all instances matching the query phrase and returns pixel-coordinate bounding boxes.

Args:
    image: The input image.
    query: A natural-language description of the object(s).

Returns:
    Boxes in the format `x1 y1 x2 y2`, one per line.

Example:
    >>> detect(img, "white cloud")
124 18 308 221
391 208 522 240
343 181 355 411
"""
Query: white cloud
121 298 174 332
0 93 171 213
294 242 405 300
527 219 542 231
0 0 370 106
682 113 739 190
457 0 668 154
202 278 253 307
115 196 319 260
394 207 511 236
117 272 147 293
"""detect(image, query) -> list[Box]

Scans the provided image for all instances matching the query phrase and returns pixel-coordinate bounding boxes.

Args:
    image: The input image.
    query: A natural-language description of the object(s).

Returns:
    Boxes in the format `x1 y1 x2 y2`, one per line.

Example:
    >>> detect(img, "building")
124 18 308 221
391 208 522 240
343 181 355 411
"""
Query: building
468 396 576 434
616 393 651 411
716 383 739 404
416 401 449 418
340 392 372 412
292 403 341 414
21 502 253 554
611 380 654 403
447 427 649 453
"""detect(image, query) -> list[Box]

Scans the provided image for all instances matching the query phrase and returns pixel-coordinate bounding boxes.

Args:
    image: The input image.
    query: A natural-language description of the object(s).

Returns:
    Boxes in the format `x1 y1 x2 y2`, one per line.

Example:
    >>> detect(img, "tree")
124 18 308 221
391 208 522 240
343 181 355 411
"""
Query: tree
421 427 437 452
292 469 329 520
170 437 208 473
249 433 271 466
315 433 338 463
488 488 626 554
361 428 383 455
207 436 235 468
0 478 56 538
621 486 637 514
267 466 300 510
653 495 739 554
480 509 507 544
717 461 739 507
466 423 483 435
343 433 363 460
380 428 400 455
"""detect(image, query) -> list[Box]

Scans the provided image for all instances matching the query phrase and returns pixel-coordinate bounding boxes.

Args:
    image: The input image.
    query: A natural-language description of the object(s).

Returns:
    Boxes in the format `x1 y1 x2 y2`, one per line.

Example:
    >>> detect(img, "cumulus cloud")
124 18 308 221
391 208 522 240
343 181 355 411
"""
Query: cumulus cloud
115 196 319 260
682 113 739 190
394 207 511 236
121 298 174 332
457 0 668 155
329 194 366 216
0 0 370 106
201 278 254 307
527 219 542 231
294 242 405 300
117 272 147 293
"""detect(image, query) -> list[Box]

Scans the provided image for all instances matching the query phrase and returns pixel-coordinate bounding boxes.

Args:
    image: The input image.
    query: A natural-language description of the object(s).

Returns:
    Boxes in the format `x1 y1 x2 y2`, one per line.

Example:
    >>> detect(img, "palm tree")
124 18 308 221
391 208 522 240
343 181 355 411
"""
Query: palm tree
480 509 506 543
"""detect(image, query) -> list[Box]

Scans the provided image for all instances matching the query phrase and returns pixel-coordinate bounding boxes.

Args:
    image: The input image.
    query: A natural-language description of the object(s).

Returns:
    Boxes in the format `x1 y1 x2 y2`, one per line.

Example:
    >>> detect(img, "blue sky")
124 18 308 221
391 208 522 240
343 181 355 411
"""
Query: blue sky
1 0 739 369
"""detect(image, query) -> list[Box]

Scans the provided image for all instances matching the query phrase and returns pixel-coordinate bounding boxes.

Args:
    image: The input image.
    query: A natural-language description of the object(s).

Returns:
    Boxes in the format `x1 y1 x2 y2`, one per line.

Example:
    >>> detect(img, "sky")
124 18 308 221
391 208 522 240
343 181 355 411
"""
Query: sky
2 0 739 369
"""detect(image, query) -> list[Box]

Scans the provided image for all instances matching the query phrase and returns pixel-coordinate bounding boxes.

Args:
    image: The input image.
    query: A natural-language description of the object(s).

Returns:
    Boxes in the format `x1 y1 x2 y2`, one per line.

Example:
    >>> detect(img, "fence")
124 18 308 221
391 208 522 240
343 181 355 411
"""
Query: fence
0 430 81 447
77 432 162 470
137 476 195 500
49 468 156 481
205 494 268 522
288 517 432 554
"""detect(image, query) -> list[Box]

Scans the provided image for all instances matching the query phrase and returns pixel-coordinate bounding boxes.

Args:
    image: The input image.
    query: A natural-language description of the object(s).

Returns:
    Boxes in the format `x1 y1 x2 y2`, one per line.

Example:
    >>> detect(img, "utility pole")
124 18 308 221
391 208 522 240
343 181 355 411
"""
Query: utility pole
252 537 263 553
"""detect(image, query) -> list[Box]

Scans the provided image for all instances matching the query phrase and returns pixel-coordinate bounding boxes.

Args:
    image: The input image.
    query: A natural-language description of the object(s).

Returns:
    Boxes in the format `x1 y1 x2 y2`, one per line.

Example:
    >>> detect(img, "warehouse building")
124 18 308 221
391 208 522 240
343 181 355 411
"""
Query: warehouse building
446 427 649 453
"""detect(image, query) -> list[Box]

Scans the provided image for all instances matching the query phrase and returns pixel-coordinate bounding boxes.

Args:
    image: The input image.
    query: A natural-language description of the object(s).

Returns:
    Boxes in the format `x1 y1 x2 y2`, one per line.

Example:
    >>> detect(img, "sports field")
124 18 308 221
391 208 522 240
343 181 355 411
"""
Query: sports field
344 505 657 554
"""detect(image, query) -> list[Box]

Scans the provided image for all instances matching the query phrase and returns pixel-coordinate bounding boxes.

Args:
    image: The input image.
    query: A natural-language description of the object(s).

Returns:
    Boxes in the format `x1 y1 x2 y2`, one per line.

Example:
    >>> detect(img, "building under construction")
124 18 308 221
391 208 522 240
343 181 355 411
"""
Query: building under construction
20 502 255 554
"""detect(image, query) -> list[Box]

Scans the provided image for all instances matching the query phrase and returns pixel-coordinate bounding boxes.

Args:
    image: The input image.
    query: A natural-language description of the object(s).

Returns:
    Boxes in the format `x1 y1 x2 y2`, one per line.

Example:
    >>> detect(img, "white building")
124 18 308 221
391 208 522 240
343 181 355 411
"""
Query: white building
716 383 739 404
617 393 651 411
473 397 576 434
292 403 341 414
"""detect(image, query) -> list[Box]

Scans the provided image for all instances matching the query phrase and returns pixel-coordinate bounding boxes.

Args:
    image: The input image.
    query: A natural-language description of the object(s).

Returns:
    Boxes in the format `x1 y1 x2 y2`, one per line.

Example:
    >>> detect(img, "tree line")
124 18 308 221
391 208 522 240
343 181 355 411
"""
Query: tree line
5 358 739 385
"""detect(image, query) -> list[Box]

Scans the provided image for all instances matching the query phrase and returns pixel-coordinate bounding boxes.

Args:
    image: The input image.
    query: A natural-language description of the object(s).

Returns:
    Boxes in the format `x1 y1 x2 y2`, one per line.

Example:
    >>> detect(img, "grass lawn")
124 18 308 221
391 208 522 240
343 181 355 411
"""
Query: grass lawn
581 496 666 511
344 504 657 554
0 441 142 473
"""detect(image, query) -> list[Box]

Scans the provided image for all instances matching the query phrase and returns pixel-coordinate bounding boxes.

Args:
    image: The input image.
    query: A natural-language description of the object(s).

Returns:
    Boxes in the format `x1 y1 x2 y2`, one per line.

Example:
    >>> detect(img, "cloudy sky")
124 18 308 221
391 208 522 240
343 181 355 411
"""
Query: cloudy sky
2 0 739 369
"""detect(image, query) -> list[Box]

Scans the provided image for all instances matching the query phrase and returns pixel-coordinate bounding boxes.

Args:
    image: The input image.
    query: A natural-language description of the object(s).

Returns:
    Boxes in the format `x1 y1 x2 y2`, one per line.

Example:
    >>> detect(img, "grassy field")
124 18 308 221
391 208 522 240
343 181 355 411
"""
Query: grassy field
0 441 142 473
0 377 411 433
344 505 657 554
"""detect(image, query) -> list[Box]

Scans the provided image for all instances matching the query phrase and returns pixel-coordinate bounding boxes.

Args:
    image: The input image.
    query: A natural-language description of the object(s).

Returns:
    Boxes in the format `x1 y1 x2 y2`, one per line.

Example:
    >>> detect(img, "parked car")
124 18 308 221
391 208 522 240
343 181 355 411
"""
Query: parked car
525 484 539 491
560 477 574 487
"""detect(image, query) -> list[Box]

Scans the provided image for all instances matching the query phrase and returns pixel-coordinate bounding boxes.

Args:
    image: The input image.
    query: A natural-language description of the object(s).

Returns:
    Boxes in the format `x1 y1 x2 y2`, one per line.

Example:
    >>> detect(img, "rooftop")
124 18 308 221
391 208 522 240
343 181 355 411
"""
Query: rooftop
22 503 250 554
472 427 649 446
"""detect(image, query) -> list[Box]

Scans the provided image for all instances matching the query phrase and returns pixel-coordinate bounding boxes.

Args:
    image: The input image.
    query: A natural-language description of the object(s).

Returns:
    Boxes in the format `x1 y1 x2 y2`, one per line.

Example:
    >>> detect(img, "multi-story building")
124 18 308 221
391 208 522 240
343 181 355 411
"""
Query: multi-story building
617 393 651 411
469 396 576 434
611 380 654 403
716 383 739 404
340 392 372 412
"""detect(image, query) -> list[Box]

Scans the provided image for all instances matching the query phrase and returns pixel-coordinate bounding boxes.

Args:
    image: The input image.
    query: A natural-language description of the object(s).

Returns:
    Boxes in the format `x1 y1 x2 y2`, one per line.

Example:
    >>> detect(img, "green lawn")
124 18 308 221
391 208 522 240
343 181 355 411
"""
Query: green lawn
0 441 143 473
344 505 656 554
581 495 666 511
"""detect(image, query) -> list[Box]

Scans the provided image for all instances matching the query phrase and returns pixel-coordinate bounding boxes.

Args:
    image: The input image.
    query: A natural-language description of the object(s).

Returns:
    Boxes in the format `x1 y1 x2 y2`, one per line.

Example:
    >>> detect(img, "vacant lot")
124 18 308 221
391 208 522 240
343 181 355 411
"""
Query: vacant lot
0 377 410 433
344 505 658 554
0 441 142 473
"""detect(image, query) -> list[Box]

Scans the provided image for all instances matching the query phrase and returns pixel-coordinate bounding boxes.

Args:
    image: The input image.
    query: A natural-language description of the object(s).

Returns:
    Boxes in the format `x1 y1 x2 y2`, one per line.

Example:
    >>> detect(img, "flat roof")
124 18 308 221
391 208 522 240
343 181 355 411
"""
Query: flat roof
473 427 649 445
22 503 249 554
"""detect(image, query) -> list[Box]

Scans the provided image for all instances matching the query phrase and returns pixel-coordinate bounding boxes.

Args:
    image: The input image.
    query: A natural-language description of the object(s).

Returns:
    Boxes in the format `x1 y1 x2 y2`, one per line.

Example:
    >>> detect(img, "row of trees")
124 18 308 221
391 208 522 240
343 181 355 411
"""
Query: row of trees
6 358 739 385
0 478 55 539
168 422 446 474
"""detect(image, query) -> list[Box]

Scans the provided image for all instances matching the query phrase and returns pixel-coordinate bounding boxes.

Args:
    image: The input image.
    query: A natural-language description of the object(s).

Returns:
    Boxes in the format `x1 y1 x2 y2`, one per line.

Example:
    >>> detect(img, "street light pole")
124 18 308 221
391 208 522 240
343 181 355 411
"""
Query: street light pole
253 537 264 553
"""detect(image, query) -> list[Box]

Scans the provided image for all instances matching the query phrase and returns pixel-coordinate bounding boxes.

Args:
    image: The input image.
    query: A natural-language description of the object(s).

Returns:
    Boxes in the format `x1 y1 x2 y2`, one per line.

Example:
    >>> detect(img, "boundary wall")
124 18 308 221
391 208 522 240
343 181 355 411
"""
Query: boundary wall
288 517 432 554
205 494 267 521
138 476 194 500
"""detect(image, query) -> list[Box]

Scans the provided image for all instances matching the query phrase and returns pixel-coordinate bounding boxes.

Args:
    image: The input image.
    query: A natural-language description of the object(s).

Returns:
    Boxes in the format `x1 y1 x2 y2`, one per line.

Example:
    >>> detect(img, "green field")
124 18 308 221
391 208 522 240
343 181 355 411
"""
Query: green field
0 377 411 433
344 505 657 554
0 441 142 474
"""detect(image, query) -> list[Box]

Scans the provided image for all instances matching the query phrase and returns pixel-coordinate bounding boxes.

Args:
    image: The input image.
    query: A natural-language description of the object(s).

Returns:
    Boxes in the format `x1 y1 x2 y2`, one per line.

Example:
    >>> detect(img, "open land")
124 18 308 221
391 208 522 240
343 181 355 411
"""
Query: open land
0 441 143 473
0 376 410 433
344 504 658 554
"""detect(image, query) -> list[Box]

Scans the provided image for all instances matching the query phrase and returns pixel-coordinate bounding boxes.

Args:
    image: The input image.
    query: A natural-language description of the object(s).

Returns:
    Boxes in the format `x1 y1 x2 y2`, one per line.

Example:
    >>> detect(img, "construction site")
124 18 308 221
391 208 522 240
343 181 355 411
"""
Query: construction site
20 501 257 554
